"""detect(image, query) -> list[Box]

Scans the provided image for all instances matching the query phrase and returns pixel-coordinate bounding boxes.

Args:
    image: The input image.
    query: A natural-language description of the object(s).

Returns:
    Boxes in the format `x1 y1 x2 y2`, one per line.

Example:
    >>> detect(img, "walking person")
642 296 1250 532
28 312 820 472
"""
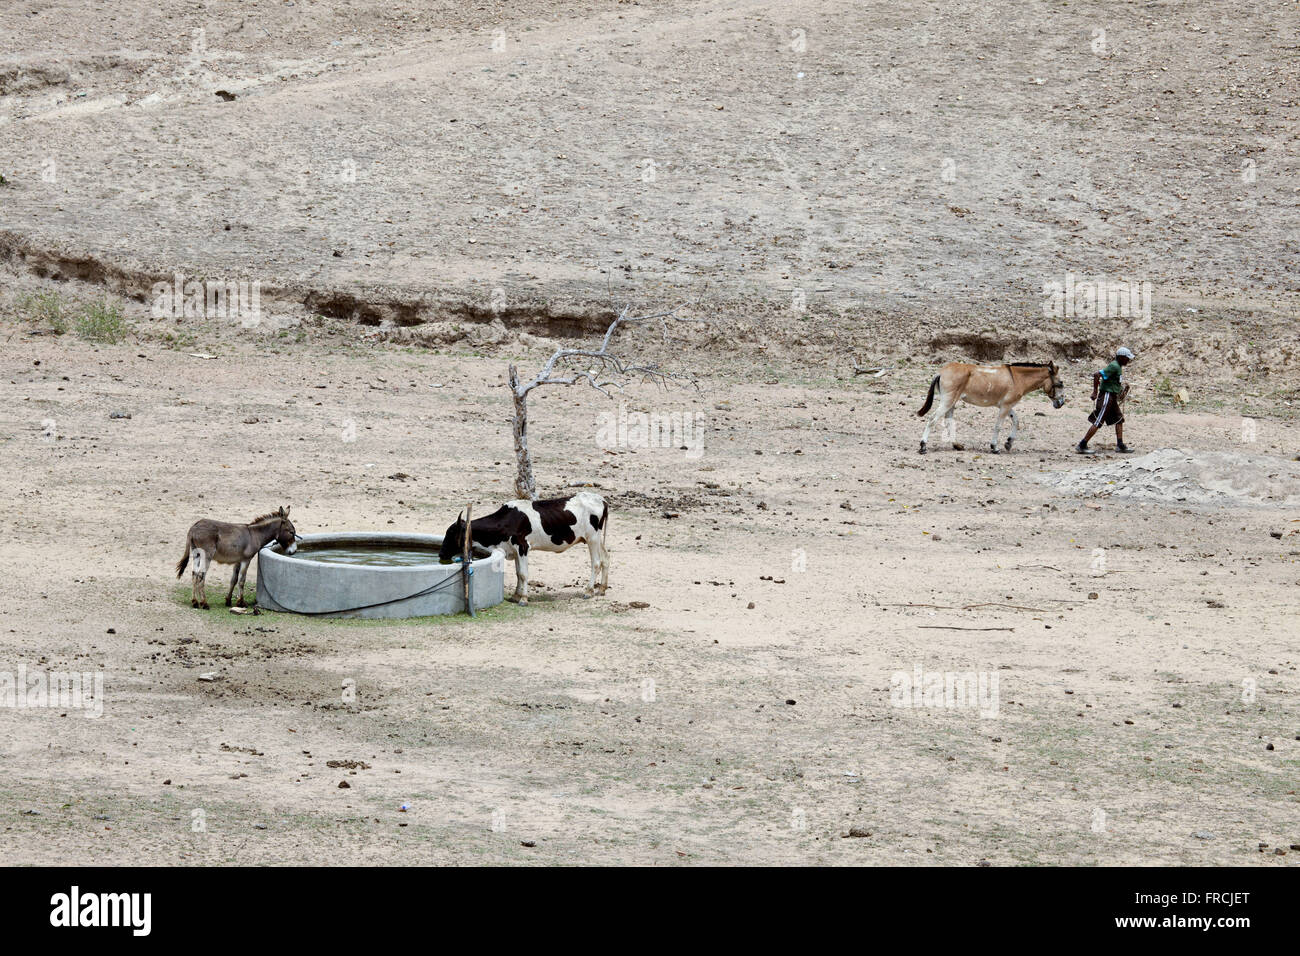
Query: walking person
1076 347 1136 453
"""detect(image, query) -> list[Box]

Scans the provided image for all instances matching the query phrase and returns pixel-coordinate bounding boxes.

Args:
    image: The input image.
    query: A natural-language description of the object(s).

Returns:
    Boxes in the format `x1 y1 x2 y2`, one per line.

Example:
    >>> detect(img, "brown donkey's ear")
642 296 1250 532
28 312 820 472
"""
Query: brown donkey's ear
285 505 291 515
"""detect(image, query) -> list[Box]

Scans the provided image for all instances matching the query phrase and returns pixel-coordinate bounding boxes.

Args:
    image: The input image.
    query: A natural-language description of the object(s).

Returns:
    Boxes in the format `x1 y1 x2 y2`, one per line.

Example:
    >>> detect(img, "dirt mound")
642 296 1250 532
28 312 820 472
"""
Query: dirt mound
1034 447 1300 509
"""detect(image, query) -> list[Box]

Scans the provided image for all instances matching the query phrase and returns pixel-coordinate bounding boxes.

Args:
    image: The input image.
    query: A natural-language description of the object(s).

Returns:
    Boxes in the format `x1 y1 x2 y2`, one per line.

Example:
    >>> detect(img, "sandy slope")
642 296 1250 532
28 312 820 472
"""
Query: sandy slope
1 0 1297 325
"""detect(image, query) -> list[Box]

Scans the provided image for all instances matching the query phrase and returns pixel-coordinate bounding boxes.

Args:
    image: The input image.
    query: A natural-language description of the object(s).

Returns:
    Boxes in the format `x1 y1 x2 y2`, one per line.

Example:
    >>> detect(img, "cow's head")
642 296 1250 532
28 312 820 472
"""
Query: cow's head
438 513 467 565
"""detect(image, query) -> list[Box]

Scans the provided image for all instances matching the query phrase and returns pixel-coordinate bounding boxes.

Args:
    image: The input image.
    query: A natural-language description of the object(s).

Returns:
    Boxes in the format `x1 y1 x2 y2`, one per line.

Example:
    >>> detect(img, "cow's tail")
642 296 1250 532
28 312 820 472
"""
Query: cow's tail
176 542 190 578
917 375 941 417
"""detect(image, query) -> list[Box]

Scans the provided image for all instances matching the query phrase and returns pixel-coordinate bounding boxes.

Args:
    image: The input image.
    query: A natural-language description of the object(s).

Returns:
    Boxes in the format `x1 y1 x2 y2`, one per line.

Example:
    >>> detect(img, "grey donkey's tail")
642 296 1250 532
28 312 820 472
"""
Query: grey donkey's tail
917 375 941 416
176 544 190 578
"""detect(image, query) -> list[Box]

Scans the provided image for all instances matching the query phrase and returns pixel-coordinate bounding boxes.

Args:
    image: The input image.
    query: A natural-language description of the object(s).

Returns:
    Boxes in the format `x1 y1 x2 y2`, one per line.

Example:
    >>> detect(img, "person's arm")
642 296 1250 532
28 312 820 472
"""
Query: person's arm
1091 371 1101 400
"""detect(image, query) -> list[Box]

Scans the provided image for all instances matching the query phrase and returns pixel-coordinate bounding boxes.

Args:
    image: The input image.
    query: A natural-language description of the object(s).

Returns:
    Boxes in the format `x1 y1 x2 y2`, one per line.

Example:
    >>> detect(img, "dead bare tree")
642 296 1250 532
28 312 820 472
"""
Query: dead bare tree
506 305 698 500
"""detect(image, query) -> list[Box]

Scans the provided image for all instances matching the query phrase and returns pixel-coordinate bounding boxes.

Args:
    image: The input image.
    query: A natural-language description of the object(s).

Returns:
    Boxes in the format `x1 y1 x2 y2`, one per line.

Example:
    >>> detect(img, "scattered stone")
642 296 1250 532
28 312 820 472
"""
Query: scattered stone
198 672 219 682
628 601 649 609
337 780 351 789
520 840 536 848
844 828 872 839
1193 831 1215 839
108 411 131 420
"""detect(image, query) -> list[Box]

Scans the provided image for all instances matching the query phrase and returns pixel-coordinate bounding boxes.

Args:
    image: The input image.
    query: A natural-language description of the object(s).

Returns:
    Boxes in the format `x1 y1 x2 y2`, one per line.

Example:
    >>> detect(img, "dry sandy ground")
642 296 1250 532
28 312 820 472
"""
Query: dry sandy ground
0 322 1297 866
0 0 1298 866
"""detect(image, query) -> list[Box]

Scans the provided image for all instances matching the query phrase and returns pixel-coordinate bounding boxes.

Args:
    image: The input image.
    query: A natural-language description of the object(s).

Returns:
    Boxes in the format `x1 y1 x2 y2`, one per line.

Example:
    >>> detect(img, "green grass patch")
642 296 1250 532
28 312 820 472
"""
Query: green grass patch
13 290 70 333
170 582 531 628
74 297 128 344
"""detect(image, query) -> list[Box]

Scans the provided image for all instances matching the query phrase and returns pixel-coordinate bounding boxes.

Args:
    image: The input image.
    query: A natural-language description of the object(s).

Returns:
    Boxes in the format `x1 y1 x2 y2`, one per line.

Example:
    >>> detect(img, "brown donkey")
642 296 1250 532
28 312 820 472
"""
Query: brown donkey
917 362 1066 454
176 507 298 609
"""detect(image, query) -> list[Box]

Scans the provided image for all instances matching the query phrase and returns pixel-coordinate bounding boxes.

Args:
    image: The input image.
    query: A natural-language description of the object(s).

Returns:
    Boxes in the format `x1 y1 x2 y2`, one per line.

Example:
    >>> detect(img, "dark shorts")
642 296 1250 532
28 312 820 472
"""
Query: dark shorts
1088 391 1124 427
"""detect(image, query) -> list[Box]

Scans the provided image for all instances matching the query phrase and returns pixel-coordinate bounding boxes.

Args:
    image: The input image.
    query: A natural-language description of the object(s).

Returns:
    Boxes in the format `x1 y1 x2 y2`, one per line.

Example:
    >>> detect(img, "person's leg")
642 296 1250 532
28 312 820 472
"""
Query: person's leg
1079 393 1106 449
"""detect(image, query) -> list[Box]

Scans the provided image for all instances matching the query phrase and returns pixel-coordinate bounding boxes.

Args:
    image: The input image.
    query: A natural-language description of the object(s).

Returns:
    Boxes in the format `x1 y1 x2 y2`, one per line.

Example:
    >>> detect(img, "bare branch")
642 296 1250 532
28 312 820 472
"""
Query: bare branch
506 301 704 498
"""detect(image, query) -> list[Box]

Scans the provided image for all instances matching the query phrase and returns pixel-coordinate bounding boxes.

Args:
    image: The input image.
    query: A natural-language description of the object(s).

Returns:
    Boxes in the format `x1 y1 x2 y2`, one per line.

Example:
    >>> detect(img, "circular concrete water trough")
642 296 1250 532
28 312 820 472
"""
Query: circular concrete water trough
256 532 505 619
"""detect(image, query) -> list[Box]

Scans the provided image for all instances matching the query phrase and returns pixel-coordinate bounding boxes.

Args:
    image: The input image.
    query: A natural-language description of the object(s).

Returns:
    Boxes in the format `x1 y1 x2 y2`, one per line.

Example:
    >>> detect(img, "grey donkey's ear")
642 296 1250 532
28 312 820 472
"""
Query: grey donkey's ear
285 505 291 515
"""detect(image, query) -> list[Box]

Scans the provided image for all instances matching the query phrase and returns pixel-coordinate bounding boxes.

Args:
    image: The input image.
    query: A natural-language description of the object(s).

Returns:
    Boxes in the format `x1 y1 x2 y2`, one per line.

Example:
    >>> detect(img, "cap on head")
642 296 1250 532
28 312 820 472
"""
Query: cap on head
1116 346 1136 360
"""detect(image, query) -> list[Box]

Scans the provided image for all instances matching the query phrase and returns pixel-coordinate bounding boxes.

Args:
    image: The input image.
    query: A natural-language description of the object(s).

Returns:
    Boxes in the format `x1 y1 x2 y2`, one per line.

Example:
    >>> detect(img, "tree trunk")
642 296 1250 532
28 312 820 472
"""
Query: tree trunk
508 365 536 500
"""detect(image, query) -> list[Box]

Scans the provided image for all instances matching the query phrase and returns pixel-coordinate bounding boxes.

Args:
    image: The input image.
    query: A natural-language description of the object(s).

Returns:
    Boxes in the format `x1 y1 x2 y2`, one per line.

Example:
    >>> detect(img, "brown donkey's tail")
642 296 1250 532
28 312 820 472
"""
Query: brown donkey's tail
176 545 190 578
917 375 941 416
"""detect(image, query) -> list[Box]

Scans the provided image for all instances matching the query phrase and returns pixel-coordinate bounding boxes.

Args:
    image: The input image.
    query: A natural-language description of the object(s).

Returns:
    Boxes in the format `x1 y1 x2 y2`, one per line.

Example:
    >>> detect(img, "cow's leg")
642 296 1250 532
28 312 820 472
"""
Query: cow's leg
597 537 609 595
1005 409 1020 452
514 550 530 605
584 539 603 597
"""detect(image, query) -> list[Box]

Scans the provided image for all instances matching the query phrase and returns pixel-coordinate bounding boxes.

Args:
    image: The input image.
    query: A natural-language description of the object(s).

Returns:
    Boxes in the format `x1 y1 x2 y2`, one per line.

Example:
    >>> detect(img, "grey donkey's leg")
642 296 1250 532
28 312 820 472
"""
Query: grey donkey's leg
190 547 206 608
236 560 251 607
226 562 241 606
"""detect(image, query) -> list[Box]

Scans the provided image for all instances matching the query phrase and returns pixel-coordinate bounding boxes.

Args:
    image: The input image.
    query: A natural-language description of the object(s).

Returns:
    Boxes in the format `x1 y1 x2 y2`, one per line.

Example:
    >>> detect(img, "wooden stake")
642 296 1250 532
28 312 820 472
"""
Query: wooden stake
462 504 474 617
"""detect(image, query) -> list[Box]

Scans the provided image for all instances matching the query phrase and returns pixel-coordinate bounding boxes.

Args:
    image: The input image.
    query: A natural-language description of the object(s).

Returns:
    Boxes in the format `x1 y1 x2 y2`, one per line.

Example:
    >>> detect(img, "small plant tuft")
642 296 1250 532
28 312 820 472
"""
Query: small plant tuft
74 297 128 344
14 290 69 333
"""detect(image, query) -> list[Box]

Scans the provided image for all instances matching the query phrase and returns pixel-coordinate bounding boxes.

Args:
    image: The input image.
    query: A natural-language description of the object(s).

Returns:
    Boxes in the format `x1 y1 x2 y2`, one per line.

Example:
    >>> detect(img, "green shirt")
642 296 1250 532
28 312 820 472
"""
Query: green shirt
1099 360 1123 394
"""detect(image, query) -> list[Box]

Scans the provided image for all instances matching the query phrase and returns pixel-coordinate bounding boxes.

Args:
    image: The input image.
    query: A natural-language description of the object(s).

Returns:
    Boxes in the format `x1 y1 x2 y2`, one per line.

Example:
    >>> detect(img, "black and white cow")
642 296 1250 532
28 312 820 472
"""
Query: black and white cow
438 491 609 605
